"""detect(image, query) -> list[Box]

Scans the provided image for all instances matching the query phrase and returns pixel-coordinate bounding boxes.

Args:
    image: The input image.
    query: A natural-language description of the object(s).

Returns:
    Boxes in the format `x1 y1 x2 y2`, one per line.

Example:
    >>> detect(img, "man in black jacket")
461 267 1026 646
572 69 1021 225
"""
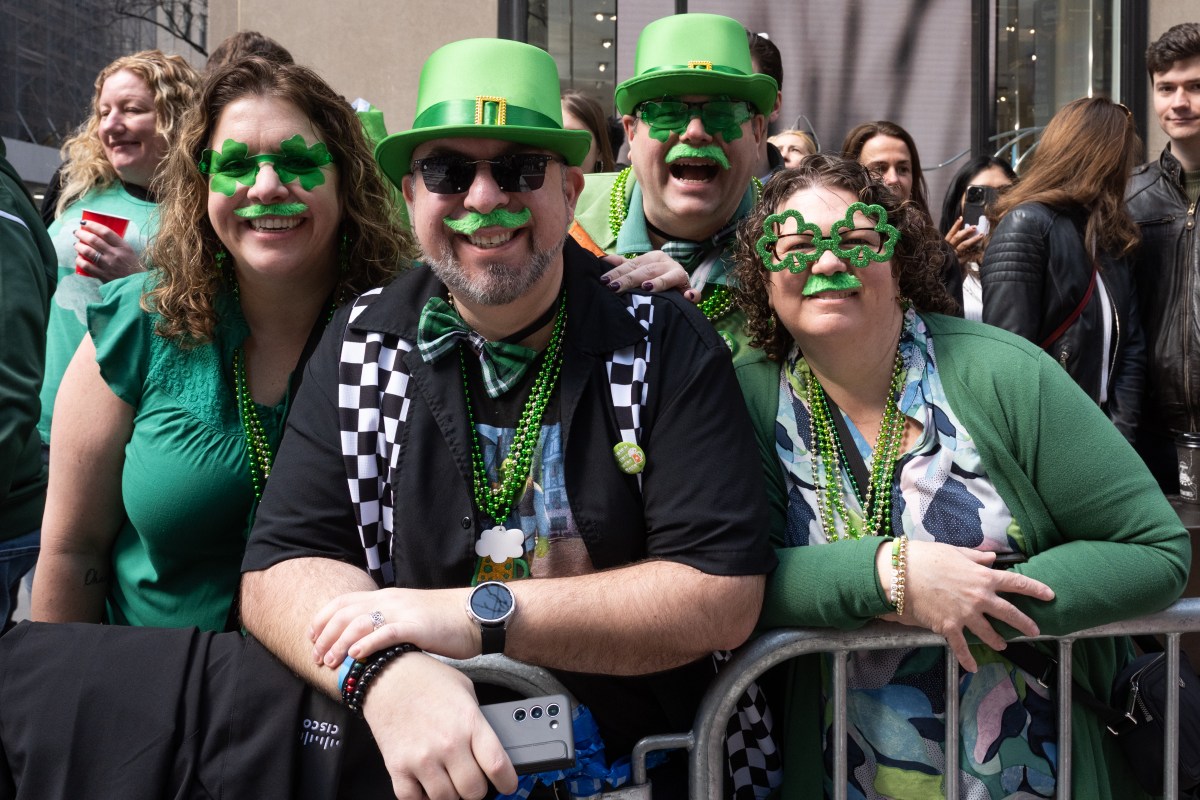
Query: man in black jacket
1126 22 1200 491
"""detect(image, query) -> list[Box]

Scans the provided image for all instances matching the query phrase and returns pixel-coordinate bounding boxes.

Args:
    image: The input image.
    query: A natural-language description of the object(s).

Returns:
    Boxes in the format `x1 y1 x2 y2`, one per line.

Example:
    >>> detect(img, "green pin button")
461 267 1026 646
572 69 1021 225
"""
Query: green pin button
613 441 646 474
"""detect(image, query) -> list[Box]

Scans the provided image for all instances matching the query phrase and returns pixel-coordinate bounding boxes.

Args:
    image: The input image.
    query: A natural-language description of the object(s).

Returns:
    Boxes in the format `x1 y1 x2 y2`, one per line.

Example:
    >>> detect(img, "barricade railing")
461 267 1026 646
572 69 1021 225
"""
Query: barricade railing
689 597 1200 800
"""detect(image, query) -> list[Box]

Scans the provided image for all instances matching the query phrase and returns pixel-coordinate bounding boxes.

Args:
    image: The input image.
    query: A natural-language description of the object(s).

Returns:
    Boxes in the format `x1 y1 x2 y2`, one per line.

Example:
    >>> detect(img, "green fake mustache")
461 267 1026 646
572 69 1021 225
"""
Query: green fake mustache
443 208 532 235
803 271 864 297
665 143 731 171
234 203 309 219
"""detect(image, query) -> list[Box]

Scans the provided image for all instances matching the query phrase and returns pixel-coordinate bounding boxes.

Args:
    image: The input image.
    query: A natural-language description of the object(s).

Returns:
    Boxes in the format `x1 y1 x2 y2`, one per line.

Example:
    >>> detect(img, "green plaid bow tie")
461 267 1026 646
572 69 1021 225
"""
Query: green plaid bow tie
659 239 706 271
417 296 539 398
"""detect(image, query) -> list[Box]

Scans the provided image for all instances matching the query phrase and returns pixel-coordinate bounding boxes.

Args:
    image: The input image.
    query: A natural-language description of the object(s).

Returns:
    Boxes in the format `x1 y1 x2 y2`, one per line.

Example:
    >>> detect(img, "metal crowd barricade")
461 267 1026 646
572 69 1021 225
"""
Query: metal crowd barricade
689 597 1200 800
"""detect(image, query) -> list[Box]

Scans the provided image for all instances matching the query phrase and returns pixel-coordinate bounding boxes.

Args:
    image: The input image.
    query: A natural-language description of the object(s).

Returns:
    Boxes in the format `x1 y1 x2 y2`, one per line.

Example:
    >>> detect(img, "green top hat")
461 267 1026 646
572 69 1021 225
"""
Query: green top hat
614 13 778 117
376 39 591 188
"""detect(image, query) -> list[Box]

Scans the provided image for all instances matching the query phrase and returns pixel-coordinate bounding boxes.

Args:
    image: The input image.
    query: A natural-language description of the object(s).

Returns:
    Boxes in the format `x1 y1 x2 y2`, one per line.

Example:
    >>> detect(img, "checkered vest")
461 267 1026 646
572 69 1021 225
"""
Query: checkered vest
335 289 779 797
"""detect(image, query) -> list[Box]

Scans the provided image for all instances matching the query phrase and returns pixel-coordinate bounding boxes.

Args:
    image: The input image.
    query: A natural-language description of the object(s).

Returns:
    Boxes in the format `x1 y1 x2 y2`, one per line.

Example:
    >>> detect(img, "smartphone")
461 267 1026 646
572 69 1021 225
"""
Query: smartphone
962 184 998 236
991 552 1028 569
480 693 575 774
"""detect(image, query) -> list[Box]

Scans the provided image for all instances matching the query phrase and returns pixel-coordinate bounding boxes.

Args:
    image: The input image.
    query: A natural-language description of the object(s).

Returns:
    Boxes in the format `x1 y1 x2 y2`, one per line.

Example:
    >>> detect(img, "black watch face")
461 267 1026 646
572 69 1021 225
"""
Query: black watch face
470 582 514 623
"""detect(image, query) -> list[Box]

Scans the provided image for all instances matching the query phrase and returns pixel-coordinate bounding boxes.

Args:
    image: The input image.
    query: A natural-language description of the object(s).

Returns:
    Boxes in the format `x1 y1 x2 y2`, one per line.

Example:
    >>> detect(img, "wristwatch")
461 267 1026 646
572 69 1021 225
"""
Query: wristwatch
466 581 516 655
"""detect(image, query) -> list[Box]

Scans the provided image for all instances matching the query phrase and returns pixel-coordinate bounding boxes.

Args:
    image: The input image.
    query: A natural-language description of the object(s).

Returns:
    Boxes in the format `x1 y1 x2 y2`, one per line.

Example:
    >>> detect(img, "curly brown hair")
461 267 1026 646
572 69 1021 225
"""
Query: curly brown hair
147 57 412 344
56 50 199 218
731 153 956 362
989 96 1141 259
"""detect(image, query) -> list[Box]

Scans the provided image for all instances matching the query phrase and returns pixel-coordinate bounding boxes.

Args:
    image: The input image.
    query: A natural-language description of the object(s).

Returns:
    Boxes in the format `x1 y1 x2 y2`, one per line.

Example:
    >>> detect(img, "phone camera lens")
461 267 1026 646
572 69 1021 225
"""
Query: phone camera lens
513 708 526 722
547 704 560 717
530 706 543 719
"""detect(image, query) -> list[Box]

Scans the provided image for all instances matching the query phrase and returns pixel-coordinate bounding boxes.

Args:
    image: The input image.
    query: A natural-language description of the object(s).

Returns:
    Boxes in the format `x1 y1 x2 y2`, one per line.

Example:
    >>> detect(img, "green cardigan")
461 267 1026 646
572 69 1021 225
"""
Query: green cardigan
735 313 1190 799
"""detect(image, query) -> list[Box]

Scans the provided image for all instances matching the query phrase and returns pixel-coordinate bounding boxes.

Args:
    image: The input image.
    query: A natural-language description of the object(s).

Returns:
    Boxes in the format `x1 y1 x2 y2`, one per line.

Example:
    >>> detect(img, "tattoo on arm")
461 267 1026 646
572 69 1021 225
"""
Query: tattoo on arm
84 568 107 586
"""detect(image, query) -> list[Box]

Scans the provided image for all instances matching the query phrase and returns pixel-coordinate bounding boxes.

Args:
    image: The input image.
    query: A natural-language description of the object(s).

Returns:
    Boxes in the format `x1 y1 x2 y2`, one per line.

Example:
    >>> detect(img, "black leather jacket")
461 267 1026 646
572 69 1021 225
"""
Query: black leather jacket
1125 148 1200 436
980 202 1145 442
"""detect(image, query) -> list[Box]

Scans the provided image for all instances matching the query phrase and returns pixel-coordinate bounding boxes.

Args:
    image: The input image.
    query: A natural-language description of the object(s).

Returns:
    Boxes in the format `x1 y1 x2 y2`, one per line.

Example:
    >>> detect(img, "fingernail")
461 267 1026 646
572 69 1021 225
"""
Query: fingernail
608 281 620 291
684 289 697 301
599 273 612 282
79 220 88 227
641 281 654 290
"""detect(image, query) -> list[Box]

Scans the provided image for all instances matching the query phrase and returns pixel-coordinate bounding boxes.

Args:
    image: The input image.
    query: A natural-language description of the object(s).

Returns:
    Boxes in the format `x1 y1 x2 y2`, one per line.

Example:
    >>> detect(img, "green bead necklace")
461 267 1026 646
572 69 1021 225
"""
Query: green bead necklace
608 166 761 325
231 283 338 501
805 348 907 542
234 346 274 501
462 295 567 525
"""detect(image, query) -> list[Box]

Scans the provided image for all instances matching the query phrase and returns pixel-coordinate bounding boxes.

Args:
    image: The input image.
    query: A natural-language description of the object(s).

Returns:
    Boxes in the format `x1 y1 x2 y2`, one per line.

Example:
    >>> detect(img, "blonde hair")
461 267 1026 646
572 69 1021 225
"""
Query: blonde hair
56 50 199 218
769 129 816 156
147 57 411 344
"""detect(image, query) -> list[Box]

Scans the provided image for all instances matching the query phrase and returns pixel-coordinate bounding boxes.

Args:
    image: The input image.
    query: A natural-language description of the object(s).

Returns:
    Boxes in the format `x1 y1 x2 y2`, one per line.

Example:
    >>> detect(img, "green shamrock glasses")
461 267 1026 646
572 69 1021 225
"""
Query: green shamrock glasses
756 202 900 273
198 135 334 197
636 97 752 142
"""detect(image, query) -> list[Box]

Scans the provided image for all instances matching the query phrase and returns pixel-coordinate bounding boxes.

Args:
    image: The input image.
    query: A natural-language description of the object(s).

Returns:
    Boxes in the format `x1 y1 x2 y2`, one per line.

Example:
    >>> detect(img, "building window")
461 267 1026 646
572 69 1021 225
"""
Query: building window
992 0 1120 167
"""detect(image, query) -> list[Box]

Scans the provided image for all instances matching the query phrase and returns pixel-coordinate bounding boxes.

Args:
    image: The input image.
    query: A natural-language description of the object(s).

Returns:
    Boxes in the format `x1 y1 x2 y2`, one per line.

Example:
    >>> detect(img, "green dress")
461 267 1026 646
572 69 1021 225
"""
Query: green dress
89 274 289 630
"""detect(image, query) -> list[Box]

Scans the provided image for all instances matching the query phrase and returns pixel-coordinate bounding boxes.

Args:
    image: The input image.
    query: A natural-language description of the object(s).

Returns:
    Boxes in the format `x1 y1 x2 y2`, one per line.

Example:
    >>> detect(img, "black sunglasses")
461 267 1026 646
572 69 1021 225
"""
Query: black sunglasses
410 153 560 194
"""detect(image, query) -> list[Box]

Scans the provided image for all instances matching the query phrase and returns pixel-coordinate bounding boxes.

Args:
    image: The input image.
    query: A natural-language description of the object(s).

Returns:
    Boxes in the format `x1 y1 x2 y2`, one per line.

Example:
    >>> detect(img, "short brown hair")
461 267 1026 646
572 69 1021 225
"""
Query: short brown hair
732 153 956 362
206 30 294 73
1146 22 1200 78
989 96 1141 259
148 57 411 344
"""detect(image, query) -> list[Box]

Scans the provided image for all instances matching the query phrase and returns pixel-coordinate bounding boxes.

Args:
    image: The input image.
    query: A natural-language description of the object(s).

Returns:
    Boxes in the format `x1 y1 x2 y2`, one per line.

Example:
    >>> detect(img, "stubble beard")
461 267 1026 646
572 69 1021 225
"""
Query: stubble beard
425 226 568 306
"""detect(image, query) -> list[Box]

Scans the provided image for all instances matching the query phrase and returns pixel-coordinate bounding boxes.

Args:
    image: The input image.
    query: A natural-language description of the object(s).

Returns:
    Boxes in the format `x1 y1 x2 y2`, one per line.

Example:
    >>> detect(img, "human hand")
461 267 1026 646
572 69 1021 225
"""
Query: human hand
876 540 1055 672
943 217 986 267
74 222 140 281
309 587 479 668
365 652 517 800
600 252 697 301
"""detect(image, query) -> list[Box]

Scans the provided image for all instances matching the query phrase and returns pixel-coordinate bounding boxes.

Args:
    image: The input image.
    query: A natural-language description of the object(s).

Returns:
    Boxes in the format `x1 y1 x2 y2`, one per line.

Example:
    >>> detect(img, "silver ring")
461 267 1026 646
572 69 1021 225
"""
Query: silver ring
94 251 103 269
370 610 385 630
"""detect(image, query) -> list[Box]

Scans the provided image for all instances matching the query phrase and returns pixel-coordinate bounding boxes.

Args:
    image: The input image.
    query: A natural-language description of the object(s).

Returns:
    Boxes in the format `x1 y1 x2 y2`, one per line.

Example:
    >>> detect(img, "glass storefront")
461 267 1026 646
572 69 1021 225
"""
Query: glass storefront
531 0 618 108
991 0 1122 166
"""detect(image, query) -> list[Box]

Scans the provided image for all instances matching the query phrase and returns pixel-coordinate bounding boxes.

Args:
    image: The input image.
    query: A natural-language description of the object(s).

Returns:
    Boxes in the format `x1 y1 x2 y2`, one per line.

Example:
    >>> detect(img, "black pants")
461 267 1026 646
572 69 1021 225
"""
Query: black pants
0 622 392 799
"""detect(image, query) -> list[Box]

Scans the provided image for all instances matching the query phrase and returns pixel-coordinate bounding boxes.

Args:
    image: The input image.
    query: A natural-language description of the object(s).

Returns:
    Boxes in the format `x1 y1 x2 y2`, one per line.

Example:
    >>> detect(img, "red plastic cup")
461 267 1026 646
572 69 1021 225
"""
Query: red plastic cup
77 209 130 275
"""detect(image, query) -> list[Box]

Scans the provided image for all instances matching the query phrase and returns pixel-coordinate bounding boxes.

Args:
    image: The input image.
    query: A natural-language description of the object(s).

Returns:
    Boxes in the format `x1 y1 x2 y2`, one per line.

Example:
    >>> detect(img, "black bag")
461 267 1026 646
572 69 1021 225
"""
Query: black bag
1108 641 1200 795
1006 635 1200 796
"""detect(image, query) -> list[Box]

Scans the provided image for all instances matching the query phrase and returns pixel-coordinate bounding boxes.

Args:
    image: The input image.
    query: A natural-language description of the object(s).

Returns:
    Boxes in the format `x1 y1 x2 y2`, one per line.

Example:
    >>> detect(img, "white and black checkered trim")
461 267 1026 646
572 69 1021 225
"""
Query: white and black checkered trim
713 650 784 798
337 288 413 586
606 294 653 488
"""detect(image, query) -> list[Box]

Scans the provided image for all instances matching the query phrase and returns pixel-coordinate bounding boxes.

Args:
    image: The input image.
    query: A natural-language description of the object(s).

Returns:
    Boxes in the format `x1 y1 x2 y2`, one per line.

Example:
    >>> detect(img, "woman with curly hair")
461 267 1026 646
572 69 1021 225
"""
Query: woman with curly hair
38 50 199 449
32 57 411 631
981 96 1145 443
732 154 1186 798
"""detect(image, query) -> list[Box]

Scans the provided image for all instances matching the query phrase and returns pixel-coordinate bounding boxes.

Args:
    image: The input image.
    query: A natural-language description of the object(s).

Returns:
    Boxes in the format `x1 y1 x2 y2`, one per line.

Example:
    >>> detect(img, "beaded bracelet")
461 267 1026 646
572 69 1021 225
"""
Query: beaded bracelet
341 643 420 716
889 536 909 616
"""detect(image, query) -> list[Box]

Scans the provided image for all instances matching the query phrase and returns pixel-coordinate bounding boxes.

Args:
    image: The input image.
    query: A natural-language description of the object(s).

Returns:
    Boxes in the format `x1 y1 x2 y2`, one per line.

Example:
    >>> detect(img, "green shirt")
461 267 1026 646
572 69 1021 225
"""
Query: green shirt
38 183 158 445
573 169 758 362
89 274 289 630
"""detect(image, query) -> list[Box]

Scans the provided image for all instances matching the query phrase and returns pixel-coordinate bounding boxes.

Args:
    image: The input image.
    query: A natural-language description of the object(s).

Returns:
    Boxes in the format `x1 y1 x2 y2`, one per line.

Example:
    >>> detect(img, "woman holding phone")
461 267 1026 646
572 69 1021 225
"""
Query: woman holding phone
938 156 1016 320
38 50 200 451
980 97 1145 442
